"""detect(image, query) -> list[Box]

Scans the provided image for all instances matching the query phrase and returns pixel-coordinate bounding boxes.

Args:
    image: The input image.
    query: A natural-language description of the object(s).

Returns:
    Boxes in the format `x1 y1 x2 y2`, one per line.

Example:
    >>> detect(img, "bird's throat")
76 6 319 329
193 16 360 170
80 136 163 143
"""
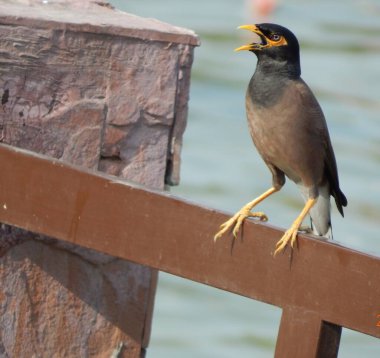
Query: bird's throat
256 57 301 79
248 70 289 108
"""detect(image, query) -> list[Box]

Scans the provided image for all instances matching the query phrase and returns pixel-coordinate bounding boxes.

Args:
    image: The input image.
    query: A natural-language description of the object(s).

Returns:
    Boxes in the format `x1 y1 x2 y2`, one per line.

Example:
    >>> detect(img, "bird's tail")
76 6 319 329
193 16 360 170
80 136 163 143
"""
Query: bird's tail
298 183 332 239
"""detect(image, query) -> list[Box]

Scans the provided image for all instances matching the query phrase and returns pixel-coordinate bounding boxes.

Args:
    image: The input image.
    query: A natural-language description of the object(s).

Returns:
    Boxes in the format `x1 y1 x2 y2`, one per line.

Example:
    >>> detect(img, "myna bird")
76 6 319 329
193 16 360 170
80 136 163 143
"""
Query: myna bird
214 23 347 255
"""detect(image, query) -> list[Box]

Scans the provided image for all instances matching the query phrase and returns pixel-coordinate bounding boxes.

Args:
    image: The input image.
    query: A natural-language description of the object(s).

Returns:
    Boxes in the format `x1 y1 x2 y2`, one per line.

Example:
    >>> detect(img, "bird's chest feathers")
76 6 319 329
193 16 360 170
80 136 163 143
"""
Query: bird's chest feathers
245 80 307 181
246 76 295 137
246 88 297 154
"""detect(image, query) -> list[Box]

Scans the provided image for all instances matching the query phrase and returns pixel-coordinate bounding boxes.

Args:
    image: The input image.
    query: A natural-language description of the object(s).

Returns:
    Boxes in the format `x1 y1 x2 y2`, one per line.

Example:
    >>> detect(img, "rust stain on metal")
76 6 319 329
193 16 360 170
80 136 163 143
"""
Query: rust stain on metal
67 186 89 243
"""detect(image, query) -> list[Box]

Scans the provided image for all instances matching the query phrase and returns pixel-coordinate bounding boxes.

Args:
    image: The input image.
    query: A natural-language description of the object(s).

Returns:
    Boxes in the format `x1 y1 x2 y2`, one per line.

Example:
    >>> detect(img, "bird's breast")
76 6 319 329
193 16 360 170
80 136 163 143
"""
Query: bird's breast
245 82 326 186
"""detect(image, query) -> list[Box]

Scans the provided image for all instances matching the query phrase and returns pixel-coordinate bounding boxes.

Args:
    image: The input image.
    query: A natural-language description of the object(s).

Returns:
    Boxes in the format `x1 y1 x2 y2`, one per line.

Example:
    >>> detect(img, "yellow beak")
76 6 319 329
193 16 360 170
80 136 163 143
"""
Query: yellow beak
238 24 263 33
234 44 254 52
235 25 266 52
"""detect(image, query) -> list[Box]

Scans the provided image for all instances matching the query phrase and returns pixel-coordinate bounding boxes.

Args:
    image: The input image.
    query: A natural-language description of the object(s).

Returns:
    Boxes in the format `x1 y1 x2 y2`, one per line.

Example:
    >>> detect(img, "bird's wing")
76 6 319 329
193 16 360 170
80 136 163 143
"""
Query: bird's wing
324 137 348 216
297 79 347 215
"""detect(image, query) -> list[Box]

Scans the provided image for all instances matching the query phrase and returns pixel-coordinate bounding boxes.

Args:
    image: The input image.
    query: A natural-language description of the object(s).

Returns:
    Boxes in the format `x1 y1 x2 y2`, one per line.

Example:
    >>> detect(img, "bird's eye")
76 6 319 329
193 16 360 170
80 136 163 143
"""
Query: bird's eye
270 34 281 42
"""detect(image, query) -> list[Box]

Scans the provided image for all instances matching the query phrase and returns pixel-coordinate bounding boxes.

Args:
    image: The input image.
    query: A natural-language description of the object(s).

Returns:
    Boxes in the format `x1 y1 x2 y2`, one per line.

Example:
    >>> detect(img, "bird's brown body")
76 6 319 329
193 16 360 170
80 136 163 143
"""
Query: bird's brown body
246 80 327 188
247 78 329 190
214 23 347 254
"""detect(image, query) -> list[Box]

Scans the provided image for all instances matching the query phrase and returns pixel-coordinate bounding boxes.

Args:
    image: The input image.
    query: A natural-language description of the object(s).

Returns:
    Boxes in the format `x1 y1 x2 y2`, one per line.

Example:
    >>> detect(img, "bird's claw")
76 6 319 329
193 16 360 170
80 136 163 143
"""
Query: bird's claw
214 218 235 241
251 211 268 222
274 226 298 256
214 210 268 242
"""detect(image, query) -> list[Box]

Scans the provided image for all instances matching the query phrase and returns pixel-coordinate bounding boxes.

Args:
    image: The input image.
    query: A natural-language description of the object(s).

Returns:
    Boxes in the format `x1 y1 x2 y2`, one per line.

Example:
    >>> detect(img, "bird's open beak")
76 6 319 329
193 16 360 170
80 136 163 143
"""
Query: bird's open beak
235 25 267 52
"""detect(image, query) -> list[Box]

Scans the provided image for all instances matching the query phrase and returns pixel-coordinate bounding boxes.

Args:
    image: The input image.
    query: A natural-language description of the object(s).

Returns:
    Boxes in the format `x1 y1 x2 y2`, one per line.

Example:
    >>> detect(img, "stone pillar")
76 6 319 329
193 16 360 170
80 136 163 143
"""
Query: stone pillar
0 1 199 357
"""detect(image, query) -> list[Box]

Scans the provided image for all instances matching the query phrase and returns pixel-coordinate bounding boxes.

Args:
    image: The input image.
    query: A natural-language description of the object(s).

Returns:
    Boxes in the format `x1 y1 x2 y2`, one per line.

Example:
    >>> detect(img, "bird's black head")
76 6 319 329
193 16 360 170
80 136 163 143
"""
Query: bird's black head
236 23 301 78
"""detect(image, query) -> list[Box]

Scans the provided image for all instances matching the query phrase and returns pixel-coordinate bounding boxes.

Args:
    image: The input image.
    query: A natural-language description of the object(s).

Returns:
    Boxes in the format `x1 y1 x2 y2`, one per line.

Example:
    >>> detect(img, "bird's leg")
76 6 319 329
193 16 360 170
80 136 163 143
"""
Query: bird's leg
274 197 317 255
214 187 278 241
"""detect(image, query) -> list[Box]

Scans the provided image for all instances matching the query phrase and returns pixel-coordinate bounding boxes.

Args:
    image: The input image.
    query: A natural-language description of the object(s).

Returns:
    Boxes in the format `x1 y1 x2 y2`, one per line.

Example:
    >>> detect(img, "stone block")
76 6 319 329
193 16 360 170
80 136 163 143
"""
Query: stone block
0 1 199 356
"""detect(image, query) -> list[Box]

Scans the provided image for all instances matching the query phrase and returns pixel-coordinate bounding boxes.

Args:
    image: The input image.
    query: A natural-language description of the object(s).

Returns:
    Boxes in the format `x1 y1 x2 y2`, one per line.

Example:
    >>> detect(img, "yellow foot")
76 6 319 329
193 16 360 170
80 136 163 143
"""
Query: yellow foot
273 197 317 256
214 209 268 242
274 226 299 256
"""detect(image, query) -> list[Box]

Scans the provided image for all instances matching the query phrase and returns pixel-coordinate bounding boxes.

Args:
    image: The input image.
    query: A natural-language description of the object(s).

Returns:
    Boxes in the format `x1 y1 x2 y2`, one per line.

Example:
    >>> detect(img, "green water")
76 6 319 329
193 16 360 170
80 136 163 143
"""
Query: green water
111 1 380 356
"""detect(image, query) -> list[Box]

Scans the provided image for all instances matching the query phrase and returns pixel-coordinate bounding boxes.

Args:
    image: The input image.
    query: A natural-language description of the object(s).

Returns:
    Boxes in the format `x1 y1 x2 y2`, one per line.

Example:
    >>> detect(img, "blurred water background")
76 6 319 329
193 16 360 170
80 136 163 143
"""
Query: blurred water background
111 0 380 356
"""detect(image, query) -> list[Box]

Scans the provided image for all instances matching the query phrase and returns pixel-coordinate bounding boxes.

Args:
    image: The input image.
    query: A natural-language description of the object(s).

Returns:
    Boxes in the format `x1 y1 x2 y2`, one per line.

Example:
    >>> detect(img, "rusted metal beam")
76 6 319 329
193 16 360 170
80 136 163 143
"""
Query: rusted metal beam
275 307 341 357
0 143 379 343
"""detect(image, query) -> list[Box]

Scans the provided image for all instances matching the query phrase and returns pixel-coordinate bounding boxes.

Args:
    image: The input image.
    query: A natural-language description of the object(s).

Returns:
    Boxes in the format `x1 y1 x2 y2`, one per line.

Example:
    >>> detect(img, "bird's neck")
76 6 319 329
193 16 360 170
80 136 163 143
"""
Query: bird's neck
255 57 301 79
248 60 300 108
248 56 301 107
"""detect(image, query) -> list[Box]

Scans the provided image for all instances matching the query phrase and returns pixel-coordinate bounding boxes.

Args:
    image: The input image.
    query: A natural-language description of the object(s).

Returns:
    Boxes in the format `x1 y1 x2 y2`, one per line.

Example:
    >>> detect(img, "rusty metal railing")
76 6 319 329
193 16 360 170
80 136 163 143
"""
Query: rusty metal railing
0 143 379 357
